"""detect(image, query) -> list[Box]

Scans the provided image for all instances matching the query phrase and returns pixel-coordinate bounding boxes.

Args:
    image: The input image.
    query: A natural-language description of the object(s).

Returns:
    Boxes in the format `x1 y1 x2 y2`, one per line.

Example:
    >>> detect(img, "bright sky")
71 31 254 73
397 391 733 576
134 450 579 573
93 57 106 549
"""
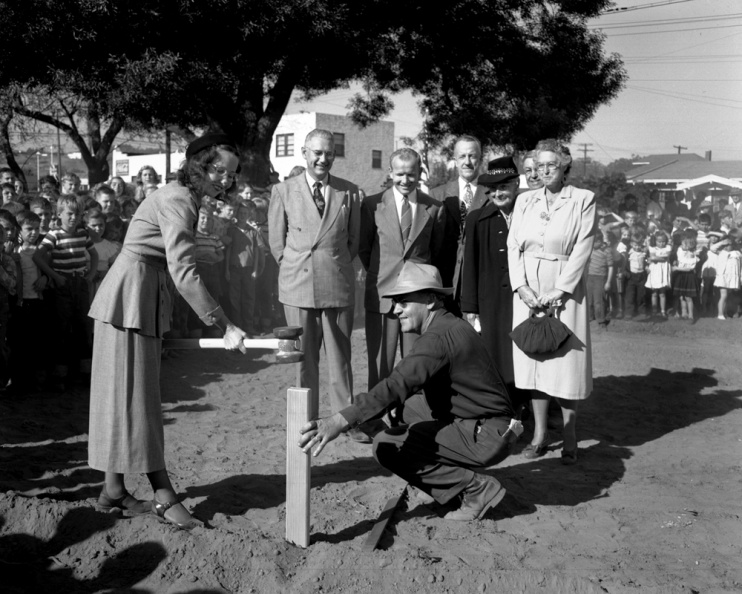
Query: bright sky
288 0 742 165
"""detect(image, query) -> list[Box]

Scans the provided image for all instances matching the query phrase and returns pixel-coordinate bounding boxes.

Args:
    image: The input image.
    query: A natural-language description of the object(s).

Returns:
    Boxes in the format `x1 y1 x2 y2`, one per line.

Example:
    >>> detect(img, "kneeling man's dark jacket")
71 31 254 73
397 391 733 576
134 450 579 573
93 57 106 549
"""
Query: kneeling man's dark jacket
340 309 514 426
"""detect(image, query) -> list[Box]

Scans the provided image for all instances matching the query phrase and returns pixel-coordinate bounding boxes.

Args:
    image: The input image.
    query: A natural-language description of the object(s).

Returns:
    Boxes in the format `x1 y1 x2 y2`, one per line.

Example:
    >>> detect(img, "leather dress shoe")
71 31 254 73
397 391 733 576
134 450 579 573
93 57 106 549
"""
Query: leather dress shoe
96 488 152 516
561 447 578 465
444 474 506 521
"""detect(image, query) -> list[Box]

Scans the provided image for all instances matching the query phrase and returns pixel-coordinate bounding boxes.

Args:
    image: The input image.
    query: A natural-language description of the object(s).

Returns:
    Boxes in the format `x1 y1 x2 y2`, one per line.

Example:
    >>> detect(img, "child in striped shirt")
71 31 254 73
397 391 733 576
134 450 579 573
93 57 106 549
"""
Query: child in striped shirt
587 234 615 328
33 195 98 388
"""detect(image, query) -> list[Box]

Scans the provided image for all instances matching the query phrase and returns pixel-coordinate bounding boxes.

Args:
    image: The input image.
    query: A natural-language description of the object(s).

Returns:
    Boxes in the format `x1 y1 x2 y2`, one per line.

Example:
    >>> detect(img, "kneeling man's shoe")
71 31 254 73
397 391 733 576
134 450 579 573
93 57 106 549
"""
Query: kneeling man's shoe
444 473 506 521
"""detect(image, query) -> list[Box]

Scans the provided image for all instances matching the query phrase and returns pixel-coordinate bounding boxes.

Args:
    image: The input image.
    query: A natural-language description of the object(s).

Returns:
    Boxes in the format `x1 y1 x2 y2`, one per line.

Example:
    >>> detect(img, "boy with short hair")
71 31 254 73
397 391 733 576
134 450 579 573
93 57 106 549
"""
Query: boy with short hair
0 222 17 389
9 211 47 393
0 167 17 186
94 185 118 216
1 182 16 205
695 213 712 251
29 197 53 242
60 172 81 195
33 196 98 388
84 208 121 297
625 231 647 318
587 234 615 328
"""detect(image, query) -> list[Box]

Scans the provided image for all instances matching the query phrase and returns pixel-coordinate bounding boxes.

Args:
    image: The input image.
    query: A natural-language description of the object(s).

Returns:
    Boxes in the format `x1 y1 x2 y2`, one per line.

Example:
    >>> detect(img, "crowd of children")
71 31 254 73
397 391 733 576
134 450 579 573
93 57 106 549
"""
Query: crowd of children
588 197 742 325
0 166 282 394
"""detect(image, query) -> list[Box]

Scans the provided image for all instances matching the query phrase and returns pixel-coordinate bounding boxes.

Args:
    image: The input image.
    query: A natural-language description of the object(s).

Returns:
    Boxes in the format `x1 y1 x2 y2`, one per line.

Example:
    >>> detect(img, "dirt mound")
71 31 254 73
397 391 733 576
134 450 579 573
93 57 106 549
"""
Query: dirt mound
1 319 741 593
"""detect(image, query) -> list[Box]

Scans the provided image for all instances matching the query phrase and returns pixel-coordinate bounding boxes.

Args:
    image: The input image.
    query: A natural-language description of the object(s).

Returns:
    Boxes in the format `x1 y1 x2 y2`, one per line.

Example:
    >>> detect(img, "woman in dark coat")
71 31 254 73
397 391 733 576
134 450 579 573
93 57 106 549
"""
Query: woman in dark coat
460 156 527 411
88 133 248 529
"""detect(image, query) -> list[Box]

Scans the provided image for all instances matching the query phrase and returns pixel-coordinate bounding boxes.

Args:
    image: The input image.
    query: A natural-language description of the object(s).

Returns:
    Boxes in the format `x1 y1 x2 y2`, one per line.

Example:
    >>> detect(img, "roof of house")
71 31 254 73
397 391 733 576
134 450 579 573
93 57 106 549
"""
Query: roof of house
624 153 705 180
626 153 742 182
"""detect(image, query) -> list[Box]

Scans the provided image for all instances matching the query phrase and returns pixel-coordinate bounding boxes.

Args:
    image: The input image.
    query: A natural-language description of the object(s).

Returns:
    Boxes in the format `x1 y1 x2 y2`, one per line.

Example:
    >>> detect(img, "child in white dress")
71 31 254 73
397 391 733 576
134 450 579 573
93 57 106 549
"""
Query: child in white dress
713 236 741 319
645 231 672 316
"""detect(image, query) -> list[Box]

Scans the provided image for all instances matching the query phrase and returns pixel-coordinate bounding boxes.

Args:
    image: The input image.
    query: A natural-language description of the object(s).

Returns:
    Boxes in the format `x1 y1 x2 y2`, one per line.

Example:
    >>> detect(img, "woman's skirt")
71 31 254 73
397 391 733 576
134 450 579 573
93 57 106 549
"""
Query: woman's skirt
88 320 165 473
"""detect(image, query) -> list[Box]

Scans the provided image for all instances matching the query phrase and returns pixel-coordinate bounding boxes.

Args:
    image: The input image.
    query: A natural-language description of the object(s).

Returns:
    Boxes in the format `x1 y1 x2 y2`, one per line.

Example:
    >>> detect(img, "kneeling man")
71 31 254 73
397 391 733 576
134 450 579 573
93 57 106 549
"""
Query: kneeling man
299 262 518 521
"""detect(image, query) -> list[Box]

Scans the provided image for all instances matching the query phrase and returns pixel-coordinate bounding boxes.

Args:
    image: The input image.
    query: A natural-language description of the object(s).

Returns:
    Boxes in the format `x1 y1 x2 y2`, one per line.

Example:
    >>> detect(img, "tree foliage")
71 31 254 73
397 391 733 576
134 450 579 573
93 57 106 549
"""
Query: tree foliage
0 0 625 185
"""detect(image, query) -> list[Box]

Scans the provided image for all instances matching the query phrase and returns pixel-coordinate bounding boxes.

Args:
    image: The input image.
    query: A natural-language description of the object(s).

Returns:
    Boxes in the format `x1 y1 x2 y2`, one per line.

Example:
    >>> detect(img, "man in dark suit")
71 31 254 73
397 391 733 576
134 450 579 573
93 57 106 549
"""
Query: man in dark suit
359 147 446 390
460 156 528 414
430 135 487 311
269 129 367 441
299 262 518 522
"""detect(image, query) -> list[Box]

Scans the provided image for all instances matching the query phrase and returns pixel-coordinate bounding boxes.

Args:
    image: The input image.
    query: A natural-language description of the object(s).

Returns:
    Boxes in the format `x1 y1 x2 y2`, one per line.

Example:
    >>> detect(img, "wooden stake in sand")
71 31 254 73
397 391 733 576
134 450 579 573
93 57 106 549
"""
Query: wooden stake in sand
286 387 316 547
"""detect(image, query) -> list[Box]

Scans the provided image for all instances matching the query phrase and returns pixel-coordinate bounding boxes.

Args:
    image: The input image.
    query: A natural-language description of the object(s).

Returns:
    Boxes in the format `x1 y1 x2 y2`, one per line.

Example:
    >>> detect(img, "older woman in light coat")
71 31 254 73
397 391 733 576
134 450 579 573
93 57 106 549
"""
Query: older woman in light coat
507 140 596 465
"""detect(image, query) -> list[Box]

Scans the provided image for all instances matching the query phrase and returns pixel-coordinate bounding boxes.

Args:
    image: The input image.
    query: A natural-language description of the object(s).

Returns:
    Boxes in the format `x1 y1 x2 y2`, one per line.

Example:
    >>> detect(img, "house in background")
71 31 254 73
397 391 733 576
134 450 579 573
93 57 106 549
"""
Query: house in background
271 112 394 195
110 141 186 185
626 152 742 212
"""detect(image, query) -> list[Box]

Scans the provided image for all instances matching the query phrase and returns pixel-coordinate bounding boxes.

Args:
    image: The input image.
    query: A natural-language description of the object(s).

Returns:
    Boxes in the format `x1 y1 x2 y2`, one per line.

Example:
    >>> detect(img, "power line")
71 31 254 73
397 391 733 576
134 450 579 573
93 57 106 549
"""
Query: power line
592 13 742 29
628 79 742 82
601 0 698 15
630 85 742 105
625 29 742 63
626 84 742 110
604 23 742 37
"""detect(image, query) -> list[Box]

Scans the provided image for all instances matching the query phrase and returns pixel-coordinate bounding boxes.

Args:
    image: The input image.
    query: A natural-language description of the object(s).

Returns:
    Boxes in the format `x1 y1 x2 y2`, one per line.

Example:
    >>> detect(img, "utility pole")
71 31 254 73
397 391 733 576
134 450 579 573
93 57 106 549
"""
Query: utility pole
576 143 593 176
673 145 687 155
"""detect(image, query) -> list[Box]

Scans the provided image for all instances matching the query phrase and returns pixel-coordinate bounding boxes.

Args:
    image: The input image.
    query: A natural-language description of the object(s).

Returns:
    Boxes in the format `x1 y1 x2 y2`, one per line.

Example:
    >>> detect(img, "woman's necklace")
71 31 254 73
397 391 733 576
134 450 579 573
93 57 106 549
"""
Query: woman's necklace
545 190 559 209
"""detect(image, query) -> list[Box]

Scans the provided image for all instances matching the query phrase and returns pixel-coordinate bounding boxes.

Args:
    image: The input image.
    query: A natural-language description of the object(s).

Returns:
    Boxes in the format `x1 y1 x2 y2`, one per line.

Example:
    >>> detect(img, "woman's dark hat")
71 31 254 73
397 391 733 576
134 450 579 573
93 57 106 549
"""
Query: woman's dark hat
186 133 237 160
478 156 519 187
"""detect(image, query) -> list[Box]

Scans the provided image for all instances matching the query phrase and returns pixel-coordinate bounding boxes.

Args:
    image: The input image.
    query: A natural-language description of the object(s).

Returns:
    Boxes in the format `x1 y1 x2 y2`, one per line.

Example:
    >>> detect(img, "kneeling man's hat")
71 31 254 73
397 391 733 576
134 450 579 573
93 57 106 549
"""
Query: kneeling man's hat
478 156 519 186
383 262 454 297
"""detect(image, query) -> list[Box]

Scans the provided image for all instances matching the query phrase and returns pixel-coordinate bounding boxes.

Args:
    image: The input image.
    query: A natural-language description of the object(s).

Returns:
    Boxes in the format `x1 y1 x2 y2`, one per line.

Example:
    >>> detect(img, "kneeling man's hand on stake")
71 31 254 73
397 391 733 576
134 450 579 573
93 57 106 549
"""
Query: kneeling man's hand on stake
299 414 349 457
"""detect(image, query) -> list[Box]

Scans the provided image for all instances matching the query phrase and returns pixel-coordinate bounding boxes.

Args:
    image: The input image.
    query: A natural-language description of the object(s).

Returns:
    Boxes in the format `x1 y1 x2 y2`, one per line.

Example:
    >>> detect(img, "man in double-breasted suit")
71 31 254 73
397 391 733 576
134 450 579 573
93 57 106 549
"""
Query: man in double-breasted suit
269 129 362 434
359 148 446 390
430 135 488 311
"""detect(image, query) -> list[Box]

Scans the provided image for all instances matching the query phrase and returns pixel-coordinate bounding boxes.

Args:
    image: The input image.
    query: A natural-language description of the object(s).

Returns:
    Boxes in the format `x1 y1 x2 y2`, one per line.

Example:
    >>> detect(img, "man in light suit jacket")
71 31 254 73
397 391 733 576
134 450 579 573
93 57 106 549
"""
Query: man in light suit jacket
430 135 488 312
269 129 365 439
725 188 742 229
359 148 446 392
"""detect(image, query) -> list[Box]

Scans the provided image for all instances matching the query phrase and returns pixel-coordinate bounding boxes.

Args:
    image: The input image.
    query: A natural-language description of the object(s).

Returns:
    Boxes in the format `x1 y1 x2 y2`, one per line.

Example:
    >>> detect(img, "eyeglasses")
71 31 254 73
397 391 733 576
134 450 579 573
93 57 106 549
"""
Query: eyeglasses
536 162 560 173
209 164 238 180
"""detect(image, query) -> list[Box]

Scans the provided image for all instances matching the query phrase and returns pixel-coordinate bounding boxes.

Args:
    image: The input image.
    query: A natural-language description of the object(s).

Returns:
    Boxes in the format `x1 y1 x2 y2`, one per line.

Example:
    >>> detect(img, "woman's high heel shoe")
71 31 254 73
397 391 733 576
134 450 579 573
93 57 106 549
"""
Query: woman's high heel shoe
522 433 552 459
152 498 202 531
97 488 152 516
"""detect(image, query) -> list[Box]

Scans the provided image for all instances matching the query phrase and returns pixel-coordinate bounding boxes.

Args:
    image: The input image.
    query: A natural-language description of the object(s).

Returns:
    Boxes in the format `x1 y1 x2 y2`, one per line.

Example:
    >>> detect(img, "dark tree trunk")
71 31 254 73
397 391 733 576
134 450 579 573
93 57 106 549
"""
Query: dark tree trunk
238 141 273 189
0 100 27 190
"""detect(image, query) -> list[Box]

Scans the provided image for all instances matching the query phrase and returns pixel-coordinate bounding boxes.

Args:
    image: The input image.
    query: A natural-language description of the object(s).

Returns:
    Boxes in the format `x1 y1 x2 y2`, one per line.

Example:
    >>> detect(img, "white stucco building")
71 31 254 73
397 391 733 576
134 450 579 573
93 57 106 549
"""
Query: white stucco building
272 112 394 195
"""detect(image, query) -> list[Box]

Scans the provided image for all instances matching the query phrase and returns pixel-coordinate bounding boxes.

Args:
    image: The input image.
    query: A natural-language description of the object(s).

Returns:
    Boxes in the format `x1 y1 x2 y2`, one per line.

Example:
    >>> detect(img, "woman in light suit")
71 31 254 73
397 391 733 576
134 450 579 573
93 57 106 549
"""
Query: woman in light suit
507 140 596 465
88 133 248 529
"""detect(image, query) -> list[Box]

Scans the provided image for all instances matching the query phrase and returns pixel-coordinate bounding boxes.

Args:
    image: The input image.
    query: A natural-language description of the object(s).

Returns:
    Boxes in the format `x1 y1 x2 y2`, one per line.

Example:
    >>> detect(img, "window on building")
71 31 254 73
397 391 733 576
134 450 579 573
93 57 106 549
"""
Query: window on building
275 133 294 157
333 133 345 157
372 150 382 169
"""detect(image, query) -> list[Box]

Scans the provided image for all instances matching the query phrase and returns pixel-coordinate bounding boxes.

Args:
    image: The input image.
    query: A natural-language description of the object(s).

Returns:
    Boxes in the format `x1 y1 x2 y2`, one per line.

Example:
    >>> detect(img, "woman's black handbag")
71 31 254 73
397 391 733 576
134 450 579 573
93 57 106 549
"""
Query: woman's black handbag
510 307 572 354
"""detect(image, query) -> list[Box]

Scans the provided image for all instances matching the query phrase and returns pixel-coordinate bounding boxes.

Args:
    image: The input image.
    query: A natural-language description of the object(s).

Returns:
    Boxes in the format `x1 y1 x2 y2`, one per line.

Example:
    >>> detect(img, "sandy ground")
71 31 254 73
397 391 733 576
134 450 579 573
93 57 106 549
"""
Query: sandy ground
1 316 742 593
